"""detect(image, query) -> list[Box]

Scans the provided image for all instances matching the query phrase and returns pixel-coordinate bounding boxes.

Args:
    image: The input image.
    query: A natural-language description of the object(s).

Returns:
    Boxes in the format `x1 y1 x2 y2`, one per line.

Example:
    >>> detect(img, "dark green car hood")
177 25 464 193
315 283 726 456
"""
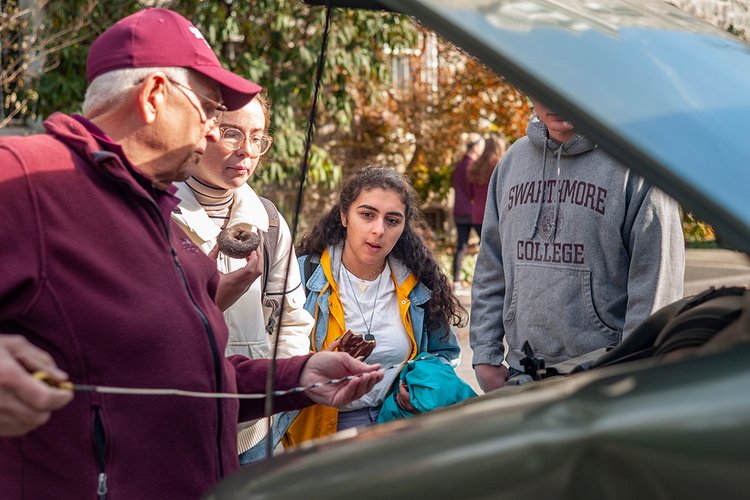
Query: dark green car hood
207 344 750 498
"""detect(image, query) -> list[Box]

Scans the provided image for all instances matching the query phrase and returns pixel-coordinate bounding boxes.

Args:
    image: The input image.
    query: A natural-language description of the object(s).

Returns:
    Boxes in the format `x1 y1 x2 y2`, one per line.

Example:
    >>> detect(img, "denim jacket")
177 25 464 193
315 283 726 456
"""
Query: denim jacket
283 245 461 446
300 244 460 365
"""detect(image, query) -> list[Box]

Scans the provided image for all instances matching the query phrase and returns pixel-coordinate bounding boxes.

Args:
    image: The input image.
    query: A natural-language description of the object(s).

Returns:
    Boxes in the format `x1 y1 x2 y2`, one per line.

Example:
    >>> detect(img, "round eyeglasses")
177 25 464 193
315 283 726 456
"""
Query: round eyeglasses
219 127 273 156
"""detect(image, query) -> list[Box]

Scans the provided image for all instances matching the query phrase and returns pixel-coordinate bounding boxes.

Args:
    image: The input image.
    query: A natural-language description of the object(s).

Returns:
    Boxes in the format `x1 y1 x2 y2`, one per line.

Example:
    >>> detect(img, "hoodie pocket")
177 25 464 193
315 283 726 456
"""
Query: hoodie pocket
506 262 620 362
580 270 621 340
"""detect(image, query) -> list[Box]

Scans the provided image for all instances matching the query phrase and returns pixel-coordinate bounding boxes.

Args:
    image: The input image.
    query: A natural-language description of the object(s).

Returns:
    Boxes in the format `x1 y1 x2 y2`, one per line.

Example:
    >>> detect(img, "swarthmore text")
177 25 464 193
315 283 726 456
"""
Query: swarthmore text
507 179 607 215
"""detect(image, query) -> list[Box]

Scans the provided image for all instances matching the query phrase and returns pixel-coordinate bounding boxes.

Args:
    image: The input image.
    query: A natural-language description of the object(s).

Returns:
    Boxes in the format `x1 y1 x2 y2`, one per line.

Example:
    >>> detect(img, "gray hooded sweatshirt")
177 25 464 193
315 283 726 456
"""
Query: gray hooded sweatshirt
470 117 684 370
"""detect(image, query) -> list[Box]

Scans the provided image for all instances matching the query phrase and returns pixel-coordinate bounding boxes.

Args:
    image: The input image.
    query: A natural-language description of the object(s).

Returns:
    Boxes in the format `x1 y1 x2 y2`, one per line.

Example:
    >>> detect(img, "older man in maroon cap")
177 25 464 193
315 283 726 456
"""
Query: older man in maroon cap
0 8 382 499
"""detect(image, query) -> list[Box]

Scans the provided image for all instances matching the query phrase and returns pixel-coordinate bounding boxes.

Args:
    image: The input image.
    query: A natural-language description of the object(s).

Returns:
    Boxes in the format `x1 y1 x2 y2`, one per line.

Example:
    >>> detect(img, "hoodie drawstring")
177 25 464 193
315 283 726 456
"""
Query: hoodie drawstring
528 139 564 241
528 139 548 239
549 147 563 241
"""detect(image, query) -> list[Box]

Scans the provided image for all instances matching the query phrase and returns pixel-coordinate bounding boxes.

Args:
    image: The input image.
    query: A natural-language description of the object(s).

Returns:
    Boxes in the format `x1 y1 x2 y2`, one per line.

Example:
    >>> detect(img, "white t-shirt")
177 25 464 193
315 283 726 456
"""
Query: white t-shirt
338 262 411 410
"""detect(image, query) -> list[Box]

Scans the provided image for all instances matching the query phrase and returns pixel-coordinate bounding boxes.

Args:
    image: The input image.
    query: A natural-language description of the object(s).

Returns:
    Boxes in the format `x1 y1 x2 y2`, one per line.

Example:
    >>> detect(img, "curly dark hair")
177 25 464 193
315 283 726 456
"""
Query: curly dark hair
298 166 467 334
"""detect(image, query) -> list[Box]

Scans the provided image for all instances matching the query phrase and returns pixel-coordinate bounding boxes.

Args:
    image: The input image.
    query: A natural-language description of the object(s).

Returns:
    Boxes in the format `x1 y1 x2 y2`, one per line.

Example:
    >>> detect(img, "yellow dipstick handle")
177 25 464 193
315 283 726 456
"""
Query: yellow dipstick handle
32 371 74 391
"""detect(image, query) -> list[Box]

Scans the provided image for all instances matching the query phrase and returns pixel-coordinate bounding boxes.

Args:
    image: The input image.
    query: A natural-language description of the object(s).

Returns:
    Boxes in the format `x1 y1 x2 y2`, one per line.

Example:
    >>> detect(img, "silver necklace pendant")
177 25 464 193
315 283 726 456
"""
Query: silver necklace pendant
343 263 384 340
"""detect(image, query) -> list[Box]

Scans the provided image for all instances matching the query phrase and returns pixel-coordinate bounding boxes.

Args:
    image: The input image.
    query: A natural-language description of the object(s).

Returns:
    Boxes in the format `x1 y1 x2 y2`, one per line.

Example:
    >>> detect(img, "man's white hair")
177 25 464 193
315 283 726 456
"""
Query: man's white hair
82 67 191 117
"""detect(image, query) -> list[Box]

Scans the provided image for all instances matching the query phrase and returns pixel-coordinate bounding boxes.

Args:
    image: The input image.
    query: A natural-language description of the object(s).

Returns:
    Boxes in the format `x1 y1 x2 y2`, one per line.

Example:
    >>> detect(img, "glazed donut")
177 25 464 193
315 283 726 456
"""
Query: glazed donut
217 223 261 259
338 329 376 359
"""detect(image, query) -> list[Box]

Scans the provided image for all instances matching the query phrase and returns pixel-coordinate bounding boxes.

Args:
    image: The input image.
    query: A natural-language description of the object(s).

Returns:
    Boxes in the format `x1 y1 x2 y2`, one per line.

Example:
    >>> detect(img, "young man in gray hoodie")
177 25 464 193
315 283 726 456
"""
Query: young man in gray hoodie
470 98 685 392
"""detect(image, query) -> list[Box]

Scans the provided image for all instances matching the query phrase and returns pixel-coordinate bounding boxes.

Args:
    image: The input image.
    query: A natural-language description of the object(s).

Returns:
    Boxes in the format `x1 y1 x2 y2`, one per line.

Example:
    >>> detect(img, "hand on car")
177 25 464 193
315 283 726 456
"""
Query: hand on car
0 335 73 437
300 351 383 407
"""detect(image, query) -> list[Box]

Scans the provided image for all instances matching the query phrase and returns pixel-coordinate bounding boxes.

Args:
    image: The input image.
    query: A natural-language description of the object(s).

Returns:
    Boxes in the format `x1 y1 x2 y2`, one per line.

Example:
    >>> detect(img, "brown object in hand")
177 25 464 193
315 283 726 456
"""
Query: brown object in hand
338 329 376 359
217 223 261 259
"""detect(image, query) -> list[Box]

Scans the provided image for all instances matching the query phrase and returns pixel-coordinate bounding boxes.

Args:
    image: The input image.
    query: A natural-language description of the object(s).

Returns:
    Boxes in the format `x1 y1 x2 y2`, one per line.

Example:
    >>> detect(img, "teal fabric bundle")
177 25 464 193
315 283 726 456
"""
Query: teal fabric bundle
378 353 477 423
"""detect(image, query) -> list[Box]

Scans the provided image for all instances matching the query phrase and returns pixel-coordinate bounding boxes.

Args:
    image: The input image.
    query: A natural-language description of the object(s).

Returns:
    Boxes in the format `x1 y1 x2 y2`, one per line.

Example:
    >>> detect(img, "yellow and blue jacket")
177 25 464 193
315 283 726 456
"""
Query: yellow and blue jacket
284 244 461 446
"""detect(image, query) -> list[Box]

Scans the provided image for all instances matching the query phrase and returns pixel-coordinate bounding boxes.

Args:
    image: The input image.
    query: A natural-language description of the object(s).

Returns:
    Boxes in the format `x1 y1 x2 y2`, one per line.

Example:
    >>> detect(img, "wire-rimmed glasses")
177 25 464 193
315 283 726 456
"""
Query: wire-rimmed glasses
219 127 273 157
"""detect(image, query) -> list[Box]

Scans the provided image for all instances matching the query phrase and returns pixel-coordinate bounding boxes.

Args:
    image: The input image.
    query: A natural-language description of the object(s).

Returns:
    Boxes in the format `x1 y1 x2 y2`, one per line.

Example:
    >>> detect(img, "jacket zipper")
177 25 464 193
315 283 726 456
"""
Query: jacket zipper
93 407 108 500
170 245 226 477
98 162 226 477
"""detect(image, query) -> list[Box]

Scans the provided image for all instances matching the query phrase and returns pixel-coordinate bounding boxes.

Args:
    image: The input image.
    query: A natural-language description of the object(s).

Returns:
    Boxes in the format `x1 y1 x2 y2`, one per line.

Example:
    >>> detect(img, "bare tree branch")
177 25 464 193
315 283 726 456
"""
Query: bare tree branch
0 96 29 128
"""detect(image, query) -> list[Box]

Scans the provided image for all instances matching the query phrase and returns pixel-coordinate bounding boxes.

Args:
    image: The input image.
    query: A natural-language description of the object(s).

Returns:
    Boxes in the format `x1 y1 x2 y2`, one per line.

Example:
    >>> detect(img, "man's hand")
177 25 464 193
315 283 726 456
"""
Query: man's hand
212 246 263 311
474 364 510 393
0 335 73 437
300 351 383 407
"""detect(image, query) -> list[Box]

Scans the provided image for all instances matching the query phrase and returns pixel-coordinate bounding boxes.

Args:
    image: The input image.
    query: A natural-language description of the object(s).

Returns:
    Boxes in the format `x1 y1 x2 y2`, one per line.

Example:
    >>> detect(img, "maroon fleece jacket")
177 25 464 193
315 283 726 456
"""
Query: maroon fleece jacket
0 113 312 499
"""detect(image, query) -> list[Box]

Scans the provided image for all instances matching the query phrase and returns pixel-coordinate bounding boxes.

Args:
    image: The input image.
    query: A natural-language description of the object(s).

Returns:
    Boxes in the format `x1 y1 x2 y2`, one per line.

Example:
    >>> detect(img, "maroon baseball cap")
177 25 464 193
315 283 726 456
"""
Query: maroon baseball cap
87 8 261 110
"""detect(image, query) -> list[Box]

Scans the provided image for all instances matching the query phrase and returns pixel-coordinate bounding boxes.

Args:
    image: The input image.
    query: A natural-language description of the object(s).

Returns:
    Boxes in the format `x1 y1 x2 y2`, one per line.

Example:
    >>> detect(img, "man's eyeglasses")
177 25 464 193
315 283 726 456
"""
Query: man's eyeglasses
167 78 228 131
219 127 273 157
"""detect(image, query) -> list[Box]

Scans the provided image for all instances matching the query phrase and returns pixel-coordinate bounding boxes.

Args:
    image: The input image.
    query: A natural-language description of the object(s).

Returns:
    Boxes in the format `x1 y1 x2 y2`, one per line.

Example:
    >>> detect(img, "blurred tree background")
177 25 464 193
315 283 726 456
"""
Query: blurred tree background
3 0 732 256
1 0 135 126
1 0 528 229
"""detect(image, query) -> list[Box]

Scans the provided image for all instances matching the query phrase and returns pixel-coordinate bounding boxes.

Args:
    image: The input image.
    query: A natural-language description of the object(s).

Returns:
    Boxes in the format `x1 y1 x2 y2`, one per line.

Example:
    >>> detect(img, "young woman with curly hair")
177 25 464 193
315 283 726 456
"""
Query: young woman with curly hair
284 166 466 446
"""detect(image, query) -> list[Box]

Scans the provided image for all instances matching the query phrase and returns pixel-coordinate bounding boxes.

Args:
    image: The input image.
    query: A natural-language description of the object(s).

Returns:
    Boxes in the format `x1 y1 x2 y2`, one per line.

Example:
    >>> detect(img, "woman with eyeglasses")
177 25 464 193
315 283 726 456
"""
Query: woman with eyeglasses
172 93 313 464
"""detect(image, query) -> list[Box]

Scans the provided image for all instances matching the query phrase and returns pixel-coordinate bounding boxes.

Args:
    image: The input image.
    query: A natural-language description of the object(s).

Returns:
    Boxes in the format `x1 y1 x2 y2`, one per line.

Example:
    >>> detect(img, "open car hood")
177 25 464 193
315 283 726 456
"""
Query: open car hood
206 345 750 498
308 0 750 253
205 1 750 498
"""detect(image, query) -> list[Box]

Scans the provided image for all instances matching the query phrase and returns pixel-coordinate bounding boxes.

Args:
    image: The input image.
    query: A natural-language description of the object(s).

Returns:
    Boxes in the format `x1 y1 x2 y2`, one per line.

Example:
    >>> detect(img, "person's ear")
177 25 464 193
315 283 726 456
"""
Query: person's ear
136 73 169 124
340 208 347 228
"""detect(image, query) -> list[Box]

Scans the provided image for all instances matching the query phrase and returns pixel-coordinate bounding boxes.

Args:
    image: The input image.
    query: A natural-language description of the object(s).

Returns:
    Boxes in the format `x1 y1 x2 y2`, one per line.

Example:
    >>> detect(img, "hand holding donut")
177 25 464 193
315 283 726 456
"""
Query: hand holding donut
210 224 264 311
